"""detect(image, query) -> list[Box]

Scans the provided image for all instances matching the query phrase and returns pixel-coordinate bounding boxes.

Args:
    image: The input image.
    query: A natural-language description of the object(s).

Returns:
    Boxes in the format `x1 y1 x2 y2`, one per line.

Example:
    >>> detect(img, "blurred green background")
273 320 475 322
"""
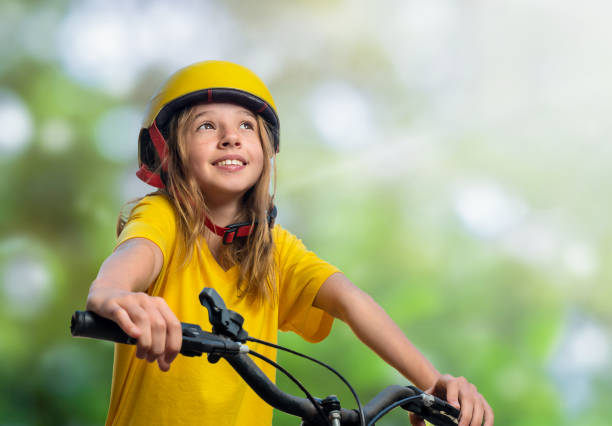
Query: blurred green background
1 0 611 425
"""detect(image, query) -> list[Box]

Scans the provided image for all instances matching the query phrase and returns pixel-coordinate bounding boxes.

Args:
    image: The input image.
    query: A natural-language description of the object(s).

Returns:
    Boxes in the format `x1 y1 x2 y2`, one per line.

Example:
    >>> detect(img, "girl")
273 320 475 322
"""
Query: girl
86 60 493 426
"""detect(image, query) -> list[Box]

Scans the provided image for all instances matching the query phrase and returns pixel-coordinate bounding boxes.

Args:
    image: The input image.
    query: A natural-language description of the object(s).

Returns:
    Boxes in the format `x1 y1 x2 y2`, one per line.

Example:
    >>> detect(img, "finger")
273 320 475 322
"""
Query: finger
157 300 182 365
409 413 426 426
157 357 170 372
108 304 141 338
445 378 461 410
469 396 484 426
146 308 167 363
129 305 152 359
483 399 494 426
458 395 474 426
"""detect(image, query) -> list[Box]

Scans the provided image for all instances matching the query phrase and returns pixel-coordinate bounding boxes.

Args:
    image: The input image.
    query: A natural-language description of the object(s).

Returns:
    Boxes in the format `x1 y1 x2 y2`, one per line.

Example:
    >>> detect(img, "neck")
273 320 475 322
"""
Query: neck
203 198 244 264
205 198 243 227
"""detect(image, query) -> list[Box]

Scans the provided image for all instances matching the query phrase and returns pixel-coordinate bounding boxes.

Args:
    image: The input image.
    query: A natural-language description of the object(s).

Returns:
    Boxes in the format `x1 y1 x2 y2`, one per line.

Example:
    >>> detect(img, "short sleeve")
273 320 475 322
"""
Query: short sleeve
275 226 341 343
116 194 177 262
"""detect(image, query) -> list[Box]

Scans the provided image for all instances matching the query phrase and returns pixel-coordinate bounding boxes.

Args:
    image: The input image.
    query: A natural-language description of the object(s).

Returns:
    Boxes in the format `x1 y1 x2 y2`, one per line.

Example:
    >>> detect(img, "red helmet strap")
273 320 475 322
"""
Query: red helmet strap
204 206 277 245
204 218 254 245
148 120 168 172
136 165 165 188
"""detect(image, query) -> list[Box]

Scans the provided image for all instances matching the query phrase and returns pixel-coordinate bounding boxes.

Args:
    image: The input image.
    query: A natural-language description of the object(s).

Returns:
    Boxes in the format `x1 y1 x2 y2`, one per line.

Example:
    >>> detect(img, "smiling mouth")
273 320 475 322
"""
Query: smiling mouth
214 159 246 166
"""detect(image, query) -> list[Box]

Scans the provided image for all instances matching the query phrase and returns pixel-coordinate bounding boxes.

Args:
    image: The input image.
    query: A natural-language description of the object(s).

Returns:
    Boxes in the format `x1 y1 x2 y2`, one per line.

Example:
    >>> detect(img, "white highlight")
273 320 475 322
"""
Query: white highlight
549 313 611 413
562 242 598 279
564 322 609 371
0 90 33 155
309 81 375 150
500 217 562 266
453 181 528 239
40 119 73 153
94 106 140 162
2 254 52 317
56 0 237 95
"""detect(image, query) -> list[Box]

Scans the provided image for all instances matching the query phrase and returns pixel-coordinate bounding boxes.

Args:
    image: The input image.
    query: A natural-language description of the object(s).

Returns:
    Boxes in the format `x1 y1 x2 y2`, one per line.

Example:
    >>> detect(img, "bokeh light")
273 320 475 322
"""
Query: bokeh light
308 81 375 150
2 1 611 425
56 0 238 95
94 106 140 163
0 90 33 156
0 237 55 318
39 118 74 153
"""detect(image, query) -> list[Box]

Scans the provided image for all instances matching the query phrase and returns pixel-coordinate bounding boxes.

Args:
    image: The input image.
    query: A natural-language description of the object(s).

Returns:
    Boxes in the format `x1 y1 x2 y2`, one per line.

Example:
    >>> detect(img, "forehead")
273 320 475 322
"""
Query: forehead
191 102 255 117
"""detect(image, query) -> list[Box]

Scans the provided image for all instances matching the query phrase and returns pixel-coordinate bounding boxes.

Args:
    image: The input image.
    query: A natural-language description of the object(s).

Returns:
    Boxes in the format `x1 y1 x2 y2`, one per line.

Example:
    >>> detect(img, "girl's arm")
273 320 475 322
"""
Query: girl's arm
86 238 182 371
313 272 494 426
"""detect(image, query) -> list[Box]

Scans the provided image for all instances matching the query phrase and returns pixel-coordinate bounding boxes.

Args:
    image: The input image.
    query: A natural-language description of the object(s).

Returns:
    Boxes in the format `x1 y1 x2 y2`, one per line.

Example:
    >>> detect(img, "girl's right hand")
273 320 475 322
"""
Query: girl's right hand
86 285 183 372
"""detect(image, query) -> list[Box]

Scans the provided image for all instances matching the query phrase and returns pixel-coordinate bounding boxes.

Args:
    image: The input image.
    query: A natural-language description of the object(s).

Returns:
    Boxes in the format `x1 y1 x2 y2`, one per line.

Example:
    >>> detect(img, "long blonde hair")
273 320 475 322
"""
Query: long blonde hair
118 106 277 304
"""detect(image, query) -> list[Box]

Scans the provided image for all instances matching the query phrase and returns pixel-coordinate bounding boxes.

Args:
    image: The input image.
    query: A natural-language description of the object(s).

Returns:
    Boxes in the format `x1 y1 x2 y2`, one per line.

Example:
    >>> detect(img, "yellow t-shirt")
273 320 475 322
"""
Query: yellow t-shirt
106 194 340 426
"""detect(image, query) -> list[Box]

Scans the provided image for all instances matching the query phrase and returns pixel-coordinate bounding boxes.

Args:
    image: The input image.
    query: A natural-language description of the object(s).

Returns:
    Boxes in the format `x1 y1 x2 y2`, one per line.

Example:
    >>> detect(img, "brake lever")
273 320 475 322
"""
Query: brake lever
198 287 250 363
402 386 460 425
199 287 249 341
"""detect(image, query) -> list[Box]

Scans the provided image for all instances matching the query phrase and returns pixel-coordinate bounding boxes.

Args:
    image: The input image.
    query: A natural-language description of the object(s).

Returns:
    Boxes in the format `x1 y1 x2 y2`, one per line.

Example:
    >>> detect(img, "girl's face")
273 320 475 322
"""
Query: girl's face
185 103 265 204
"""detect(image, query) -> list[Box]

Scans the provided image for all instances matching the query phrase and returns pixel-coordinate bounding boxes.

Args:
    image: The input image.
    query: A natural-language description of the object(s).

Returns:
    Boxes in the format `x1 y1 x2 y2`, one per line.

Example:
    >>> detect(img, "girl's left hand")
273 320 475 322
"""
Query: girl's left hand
409 374 494 426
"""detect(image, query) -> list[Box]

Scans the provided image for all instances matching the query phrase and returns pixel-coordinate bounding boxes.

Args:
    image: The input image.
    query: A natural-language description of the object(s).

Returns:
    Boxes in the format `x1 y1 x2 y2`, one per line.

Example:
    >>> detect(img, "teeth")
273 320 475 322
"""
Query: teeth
216 159 244 166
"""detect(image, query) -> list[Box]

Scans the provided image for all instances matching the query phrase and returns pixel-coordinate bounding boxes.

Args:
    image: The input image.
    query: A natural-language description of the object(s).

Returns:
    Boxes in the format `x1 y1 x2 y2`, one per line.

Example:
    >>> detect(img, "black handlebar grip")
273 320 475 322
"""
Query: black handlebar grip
71 310 137 345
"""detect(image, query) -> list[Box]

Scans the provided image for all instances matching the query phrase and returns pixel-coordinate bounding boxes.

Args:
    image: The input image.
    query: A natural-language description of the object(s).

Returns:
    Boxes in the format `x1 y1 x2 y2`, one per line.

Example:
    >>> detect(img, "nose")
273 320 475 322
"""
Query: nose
219 128 241 149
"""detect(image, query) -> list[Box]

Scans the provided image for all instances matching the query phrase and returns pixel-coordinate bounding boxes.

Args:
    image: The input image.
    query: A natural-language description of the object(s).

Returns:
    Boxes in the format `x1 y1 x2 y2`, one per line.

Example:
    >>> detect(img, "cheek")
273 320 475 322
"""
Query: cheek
187 144 211 169
252 149 265 176
186 151 200 174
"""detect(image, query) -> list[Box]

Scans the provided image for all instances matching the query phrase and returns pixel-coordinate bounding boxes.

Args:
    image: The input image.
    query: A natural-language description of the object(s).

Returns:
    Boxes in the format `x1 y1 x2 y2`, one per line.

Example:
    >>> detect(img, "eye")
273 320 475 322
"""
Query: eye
198 122 215 130
240 121 255 130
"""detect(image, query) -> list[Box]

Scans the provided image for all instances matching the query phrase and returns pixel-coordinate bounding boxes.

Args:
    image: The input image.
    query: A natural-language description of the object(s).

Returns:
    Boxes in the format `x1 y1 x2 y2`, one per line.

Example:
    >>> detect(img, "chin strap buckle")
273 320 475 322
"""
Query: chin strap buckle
205 205 278 245
222 222 253 244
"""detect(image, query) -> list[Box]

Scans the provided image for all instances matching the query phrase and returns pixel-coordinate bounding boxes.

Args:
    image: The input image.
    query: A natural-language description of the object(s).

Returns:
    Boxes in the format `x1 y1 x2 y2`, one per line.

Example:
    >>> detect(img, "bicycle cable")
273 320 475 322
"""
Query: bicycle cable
248 349 330 425
366 395 423 426
247 336 366 426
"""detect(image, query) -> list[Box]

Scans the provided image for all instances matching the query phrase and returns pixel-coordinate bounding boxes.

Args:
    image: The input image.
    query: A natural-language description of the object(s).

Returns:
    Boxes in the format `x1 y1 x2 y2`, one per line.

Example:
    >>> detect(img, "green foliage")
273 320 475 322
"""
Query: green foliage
1 1 611 425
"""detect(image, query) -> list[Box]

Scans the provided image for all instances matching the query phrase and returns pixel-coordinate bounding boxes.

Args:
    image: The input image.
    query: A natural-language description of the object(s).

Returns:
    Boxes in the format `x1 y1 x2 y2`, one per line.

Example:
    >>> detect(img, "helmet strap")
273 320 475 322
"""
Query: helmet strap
136 121 169 188
148 120 168 172
205 206 278 245
205 218 254 245
136 165 165 188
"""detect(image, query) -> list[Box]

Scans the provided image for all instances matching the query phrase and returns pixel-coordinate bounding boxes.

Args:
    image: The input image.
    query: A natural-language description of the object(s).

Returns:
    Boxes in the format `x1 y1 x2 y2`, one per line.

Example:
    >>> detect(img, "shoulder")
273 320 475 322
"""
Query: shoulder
271 224 317 267
129 193 176 222
272 224 301 251
118 193 179 254
133 193 175 212
122 193 178 237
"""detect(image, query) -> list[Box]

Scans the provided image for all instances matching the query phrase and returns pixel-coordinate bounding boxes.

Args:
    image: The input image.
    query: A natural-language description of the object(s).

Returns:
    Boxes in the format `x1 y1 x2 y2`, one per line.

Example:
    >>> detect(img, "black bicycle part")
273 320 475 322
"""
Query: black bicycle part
247 336 366 426
70 290 460 425
71 311 459 424
199 288 362 425
401 386 460 426
248 349 330 425
367 396 422 425
70 310 244 357
198 287 248 342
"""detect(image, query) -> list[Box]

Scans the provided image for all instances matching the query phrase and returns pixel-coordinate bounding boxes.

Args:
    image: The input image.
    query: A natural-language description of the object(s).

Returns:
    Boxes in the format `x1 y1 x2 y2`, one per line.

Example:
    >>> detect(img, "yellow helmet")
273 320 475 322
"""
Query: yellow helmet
136 60 279 188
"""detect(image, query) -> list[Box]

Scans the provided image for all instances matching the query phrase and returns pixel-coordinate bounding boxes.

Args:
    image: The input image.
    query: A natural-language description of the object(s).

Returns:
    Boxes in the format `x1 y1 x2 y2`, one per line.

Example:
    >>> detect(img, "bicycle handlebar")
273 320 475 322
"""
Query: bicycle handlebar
71 310 459 425
71 310 246 356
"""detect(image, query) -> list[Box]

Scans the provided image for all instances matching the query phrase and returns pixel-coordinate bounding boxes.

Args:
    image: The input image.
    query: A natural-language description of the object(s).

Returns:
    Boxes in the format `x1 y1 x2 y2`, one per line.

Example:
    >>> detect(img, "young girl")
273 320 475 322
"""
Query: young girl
86 60 493 426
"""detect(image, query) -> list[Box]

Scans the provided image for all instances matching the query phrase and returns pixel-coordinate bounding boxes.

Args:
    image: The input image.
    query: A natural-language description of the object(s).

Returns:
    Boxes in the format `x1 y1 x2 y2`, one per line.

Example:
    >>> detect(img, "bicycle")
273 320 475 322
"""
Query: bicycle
70 287 460 425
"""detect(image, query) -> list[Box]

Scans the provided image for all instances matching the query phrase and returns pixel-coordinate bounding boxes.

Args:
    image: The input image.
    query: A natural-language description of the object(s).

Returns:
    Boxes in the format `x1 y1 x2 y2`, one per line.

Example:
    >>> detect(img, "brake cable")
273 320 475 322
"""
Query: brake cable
366 396 423 426
247 337 366 426
200 288 365 426
248 349 330 425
